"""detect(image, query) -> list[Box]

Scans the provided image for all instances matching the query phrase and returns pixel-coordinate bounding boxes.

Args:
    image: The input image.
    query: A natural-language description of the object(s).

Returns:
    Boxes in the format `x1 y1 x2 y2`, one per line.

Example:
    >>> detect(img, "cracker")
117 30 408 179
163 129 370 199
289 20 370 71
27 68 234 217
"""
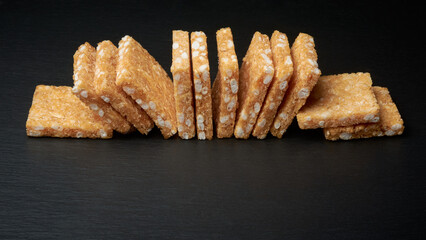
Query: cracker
234 32 274 139
116 36 177 139
191 31 213 140
372 87 404 136
72 42 133 134
94 40 154 135
297 72 380 129
324 123 383 141
324 86 404 140
270 33 321 138
252 30 293 139
171 30 196 139
212 27 239 138
26 85 112 139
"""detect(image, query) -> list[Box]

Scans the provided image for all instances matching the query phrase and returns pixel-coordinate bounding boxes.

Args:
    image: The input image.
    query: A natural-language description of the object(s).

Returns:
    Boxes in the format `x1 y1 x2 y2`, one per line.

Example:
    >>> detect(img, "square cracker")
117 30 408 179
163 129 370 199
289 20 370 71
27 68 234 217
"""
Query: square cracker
270 33 321 138
171 30 196 139
252 30 294 139
191 31 213 140
324 86 404 140
234 32 274 139
116 35 177 139
26 85 112 139
94 40 153 135
212 27 239 138
297 72 380 129
72 42 133 134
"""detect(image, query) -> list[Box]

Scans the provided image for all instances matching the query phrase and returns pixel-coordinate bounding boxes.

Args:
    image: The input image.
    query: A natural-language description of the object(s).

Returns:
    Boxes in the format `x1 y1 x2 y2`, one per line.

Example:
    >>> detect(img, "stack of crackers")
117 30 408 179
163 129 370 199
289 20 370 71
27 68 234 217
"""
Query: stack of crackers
26 28 404 141
297 73 404 140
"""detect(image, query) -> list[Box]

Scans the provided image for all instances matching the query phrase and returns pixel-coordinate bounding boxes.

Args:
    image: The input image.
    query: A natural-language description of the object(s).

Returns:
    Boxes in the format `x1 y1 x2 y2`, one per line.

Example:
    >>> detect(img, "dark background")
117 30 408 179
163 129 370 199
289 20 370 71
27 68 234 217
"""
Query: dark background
1 0 425 239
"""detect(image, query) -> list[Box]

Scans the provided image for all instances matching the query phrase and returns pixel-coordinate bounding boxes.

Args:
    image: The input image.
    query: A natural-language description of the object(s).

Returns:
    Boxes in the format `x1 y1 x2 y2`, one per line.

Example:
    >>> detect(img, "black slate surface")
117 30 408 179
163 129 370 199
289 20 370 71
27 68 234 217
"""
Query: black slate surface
1 0 425 239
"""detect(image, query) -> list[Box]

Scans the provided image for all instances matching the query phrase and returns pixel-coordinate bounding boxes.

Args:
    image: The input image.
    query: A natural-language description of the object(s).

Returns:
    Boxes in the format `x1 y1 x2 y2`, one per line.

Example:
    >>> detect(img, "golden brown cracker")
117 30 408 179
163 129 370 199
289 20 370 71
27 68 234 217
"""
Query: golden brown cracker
212 27 239 138
191 31 213 140
171 30 196 139
234 32 274 139
26 85 112 139
324 123 383 141
270 33 321 138
372 87 404 136
116 35 177 139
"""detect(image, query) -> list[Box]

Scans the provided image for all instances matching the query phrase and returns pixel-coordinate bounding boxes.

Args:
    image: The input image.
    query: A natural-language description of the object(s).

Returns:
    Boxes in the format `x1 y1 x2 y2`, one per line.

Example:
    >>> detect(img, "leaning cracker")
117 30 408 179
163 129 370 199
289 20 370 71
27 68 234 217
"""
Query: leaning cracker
234 32 274 139
191 31 213 140
116 36 177 139
26 85 112 139
324 86 404 140
270 33 321 138
252 30 293 139
212 27 239 138
171 30 196 139
72 42 133 134
297 72 380 129
94 40 154 135
372 87 404 136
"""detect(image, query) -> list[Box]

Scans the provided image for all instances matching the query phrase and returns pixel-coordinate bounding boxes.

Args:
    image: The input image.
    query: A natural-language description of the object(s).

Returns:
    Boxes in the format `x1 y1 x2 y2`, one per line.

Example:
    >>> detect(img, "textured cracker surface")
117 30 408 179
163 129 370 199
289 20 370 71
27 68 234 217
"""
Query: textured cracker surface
324 86 404 140
94 40 154 135
252 31 293 139
234 32 274 139
171 30 195 139
212 27 239 138
191 31 213 140
116 36 177 139
297 72 380 129
26 85 112 139
270 33 321 138
72 42 133 134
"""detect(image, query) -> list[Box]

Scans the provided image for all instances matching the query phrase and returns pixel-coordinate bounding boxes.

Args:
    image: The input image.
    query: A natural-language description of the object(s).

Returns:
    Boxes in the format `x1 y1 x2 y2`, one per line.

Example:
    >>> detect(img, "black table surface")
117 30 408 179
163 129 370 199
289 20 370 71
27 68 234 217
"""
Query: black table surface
1 0 425 239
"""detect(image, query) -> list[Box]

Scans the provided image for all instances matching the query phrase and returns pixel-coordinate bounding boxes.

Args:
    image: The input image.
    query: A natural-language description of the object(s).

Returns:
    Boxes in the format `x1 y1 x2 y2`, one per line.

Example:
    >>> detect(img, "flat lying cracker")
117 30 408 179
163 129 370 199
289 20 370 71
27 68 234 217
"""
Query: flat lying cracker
94 40 154 135
297 72 380 129
324 86 404 140
234 32 274 139
26 85 112 139
252 30 293 139
116 36 177 139
270 33 321 138
212 27 239 138
72 42 133 134
171 30 196 139
191 31 213 140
